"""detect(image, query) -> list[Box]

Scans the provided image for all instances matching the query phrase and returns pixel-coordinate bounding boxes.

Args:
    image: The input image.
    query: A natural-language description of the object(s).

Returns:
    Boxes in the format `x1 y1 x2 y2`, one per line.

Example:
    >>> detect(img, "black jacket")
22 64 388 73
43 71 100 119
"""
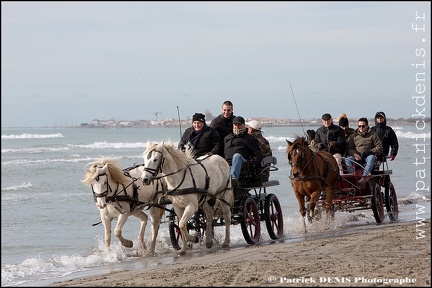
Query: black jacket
178 125 222 157
314 123 346 155
210 114 235 141
371 111 399 158
223 131 262 165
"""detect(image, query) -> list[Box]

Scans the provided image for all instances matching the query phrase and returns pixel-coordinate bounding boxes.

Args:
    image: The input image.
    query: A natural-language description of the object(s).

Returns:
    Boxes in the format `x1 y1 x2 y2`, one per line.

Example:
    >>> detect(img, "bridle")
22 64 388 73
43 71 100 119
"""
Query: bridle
288 144 315 173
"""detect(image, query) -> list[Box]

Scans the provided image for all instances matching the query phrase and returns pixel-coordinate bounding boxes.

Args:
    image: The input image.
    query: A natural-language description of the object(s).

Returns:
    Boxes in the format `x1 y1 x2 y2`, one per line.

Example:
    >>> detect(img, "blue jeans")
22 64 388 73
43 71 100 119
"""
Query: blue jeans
345 154 376 176
230 153 247 179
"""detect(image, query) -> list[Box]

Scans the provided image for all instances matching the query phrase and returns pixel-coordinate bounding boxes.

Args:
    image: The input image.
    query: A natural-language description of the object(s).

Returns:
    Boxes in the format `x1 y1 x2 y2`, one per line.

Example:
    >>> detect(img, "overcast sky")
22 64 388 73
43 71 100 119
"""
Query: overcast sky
2 1 430 127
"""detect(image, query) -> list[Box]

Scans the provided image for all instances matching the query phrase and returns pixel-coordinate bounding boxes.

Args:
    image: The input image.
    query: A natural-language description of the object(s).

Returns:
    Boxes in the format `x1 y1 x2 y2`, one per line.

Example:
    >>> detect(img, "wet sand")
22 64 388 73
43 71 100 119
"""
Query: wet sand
51 220 430 287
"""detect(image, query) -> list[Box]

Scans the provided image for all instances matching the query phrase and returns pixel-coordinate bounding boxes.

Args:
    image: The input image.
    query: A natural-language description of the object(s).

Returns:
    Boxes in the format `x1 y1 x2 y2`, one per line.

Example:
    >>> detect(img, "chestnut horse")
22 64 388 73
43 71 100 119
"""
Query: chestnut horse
286 136 339 231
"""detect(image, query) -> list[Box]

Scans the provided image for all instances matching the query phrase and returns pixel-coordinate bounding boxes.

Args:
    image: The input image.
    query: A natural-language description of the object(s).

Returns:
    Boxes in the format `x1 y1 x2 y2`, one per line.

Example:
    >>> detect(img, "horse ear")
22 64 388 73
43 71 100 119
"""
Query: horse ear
286 139 293 146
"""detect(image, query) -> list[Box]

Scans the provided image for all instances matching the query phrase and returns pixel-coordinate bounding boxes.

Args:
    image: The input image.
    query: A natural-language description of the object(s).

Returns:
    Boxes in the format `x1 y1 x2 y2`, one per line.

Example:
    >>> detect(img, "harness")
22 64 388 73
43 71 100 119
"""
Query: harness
91 166 166 213
143 149 231 207
288 142 338 188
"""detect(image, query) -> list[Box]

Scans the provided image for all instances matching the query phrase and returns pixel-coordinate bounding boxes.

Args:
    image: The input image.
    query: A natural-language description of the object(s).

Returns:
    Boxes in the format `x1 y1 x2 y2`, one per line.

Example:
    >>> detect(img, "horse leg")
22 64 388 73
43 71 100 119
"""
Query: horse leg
201 200 214 249
114 214 135 249
146 205 165 256
295 191 307 233
100 213 113 250
324 187 335 227
132 210 149 257
220 190 233 248
308 191 321 222
176 204 199 256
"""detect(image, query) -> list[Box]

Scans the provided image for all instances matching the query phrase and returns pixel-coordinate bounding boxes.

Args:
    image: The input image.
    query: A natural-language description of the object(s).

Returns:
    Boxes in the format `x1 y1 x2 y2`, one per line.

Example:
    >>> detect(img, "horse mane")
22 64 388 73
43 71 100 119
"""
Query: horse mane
286 135 308 154
143 140 194 169
82 157 129 186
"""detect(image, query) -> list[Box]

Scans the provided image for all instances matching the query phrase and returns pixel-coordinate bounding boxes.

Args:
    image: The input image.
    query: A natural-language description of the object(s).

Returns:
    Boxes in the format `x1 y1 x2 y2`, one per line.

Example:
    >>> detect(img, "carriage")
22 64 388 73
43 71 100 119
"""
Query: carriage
318 156 398 224
286 136 398 229
167 155 284 250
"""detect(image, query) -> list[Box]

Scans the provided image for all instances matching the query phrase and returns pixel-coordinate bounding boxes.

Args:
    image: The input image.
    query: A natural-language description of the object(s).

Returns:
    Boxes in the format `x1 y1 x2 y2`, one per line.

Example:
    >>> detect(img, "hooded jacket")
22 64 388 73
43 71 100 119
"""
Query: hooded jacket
371 111 399 158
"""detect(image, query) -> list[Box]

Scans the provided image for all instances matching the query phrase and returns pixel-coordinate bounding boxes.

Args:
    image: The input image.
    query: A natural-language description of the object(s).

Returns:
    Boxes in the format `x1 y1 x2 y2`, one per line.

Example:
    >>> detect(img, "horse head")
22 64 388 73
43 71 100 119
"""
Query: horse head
87 162 110 209
141 141 164 185
286 136 313 178
82 158 129 209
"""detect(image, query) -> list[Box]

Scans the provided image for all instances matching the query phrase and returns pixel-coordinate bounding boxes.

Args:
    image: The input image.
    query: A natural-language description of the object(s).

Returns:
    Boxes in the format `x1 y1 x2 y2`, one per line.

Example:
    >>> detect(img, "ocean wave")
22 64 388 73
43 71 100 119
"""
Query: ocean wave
1 182 32 191
1 133 64 140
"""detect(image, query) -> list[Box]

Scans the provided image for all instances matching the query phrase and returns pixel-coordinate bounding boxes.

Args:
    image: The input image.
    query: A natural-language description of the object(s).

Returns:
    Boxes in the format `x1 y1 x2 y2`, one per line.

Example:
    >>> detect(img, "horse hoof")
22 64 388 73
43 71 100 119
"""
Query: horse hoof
123 240 133 248
177 250 186 256
206 242 213 249
221 242 230 248
193 236 199 243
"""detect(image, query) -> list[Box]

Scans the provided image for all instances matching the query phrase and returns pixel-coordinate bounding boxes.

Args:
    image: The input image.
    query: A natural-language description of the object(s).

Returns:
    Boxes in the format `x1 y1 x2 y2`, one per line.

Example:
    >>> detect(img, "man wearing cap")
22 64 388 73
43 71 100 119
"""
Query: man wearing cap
314 113 346 174
178 113 222 158
247 120 272 181
371 111 399 161
223 116 262 187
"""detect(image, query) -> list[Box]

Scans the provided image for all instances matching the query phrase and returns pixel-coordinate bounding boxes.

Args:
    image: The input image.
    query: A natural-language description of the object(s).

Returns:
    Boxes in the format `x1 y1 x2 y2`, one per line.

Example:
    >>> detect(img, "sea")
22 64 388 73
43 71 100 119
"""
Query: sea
1 125 431 287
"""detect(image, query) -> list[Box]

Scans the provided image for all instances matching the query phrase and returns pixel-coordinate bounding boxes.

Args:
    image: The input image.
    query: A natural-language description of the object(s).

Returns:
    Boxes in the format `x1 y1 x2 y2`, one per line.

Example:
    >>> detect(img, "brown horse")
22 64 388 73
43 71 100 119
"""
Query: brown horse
286 136 339 231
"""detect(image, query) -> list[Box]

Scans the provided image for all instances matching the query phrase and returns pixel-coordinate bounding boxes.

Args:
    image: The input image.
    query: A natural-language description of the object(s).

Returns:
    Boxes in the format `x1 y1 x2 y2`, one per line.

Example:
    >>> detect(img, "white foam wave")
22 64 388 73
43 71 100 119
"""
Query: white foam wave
1 182 32 191
1 133 64 140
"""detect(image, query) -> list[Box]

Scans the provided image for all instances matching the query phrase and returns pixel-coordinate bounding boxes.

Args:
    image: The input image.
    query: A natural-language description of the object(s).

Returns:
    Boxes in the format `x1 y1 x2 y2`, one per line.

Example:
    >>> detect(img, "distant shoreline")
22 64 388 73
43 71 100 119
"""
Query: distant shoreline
2 118 429 129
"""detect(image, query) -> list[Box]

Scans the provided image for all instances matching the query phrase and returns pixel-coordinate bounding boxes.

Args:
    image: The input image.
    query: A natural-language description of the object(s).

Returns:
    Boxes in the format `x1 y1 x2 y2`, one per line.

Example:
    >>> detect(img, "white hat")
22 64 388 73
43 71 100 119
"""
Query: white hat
246 120 261 131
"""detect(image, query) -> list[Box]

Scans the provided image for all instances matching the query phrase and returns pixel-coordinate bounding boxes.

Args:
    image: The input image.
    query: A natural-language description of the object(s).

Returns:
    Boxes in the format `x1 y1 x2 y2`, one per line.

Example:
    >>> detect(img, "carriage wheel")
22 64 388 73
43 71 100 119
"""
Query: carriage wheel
264 194 284 240
371 183 385 223
240 196 261 244
385 181 398 221
168 210 206 250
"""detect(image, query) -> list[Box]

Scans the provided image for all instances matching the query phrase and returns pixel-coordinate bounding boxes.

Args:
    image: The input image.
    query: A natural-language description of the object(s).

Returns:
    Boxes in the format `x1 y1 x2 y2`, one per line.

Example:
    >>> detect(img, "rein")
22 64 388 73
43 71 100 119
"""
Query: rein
145 148 231 207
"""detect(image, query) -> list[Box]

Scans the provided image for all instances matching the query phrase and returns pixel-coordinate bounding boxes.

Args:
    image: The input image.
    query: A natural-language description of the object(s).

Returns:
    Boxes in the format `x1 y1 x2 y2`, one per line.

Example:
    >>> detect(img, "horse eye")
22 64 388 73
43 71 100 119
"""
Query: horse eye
95 176 99 181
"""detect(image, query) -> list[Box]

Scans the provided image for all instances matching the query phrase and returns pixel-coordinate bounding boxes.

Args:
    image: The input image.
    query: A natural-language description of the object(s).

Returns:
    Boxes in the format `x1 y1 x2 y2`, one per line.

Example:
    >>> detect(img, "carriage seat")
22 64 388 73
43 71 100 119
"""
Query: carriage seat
238 156 278 187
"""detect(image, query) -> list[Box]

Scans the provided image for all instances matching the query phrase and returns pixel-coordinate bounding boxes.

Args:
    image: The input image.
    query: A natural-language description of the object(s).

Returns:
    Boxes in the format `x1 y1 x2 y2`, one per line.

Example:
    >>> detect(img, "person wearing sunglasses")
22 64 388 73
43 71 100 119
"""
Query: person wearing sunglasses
345 117 383 185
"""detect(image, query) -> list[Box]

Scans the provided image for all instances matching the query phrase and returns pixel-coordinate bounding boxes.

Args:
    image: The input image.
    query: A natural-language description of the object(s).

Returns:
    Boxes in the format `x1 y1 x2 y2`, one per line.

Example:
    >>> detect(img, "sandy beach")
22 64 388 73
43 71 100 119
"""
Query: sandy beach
50 220 430 287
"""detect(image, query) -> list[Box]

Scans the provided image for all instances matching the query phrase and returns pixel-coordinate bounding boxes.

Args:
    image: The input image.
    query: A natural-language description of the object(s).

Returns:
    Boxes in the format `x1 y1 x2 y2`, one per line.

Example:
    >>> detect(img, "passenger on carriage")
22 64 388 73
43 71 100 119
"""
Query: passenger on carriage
246 120 272 182
306 129 318 152
313 113 346 175
345 117 383 184
178 113 222 158
210 100 236 141
223 116 262 187
371 111 399 162
337 113 356 156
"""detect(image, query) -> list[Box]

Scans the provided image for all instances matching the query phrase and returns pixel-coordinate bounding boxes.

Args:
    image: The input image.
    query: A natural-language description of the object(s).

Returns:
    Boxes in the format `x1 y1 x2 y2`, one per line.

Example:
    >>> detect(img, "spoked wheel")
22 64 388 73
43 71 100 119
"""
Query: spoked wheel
385 181 398 221
169 209 206 250
264 193 284 239
371 183 385 223
240 196 261 244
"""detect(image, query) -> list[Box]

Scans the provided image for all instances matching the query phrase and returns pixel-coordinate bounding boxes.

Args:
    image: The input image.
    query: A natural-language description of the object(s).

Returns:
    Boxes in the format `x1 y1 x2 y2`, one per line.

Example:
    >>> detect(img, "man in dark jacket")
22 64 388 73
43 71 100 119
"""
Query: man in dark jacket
178 113 222 158
223 116 262 187
371 111 399 161
314 113 346 174
210 100 236 141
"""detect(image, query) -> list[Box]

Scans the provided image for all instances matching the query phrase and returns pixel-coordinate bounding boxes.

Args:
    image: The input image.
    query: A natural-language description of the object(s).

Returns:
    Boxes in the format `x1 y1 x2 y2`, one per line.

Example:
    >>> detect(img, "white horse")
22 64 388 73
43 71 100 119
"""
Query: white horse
82 158 166 256
140 141 234 256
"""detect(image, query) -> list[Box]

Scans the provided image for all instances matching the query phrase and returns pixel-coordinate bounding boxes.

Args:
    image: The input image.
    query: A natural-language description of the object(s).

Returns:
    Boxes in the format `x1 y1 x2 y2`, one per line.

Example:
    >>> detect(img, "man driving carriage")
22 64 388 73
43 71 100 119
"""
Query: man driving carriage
314 113 346 174
345 117 383 184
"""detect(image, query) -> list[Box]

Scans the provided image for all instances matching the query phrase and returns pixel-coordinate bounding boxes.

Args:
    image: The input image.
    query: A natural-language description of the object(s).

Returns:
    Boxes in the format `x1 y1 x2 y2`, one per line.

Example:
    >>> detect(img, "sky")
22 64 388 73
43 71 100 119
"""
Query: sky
1 1 431 127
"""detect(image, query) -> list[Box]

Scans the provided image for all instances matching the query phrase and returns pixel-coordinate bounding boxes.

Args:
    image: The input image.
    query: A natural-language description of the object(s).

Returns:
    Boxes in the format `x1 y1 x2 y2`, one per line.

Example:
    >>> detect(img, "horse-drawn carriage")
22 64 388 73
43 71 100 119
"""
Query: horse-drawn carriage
286 136 398 230
322 155 398 223
167 155 284 249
